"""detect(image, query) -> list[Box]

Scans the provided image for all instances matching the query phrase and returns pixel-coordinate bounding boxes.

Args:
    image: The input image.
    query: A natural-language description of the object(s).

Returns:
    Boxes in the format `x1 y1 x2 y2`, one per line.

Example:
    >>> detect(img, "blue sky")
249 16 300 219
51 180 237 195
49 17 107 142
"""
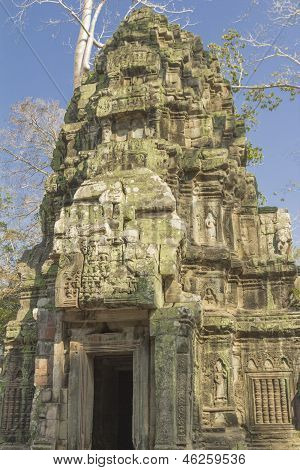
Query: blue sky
0 0 299 245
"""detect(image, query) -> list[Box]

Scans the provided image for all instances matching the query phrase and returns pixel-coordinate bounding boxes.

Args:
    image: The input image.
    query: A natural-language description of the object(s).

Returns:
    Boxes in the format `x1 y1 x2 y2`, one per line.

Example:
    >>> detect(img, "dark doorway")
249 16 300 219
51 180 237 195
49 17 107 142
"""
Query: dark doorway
92 355 134 450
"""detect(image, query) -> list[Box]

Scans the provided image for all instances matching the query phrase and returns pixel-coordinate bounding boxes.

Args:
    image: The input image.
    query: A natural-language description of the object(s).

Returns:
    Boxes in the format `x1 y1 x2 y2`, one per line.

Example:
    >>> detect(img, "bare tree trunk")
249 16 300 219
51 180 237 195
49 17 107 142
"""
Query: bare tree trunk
73 0 93 89
15 1 193 90
82 0 106 73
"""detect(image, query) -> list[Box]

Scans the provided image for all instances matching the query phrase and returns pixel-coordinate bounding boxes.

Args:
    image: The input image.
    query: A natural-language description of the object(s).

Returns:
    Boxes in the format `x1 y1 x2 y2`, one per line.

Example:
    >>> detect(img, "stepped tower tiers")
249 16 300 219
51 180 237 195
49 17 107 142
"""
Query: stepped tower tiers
0 7 300 450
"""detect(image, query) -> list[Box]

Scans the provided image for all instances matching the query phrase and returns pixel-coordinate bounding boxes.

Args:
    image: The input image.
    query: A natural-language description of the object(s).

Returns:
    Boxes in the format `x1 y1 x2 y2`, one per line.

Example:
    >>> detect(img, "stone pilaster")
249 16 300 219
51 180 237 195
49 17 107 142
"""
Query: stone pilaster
151 304 200 449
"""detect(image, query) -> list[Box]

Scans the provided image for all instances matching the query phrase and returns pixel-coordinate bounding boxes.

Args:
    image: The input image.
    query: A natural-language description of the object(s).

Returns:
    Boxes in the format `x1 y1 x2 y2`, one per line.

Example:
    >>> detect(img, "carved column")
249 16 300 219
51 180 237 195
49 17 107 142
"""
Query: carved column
67 341 94 450
133 333 150 450
150 305 199 449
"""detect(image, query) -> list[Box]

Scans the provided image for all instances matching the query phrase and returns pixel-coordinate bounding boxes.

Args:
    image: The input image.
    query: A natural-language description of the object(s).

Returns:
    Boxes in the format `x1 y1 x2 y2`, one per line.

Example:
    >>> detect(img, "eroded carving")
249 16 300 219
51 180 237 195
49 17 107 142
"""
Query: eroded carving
214 359 228 405
205 212 217 243
1 7 299 451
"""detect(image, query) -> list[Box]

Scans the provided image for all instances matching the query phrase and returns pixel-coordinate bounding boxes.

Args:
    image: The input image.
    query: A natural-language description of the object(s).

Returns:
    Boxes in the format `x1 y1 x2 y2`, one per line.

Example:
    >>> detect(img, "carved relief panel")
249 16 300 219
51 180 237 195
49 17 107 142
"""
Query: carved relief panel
214 359 228 405
55 253 84 308
107 45 160 77
0 324 36 443
181 268 226 310
191 193 222 246
54 169 185 310
239 215 260 258
201 338 235 429
259 208 293 261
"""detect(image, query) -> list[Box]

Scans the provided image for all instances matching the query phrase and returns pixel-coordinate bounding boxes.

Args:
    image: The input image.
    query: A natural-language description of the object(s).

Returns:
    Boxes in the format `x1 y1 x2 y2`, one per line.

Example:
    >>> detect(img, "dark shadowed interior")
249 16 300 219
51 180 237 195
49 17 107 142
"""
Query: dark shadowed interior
92 355 133 450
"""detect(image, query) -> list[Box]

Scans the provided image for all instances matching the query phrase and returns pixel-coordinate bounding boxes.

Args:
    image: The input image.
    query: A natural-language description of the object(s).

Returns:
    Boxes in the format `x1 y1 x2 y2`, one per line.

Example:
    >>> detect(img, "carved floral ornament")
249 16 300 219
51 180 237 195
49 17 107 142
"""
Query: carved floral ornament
247 356 292 372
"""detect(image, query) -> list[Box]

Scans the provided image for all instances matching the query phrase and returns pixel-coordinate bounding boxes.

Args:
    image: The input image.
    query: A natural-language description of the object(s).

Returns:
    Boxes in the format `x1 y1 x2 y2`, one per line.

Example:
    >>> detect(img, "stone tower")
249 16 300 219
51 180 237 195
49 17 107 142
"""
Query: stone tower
0 7 299 450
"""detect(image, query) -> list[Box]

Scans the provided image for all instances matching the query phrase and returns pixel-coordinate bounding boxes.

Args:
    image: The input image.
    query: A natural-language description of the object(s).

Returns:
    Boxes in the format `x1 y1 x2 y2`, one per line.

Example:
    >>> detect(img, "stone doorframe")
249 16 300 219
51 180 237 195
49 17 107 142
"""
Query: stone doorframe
67 331 150 450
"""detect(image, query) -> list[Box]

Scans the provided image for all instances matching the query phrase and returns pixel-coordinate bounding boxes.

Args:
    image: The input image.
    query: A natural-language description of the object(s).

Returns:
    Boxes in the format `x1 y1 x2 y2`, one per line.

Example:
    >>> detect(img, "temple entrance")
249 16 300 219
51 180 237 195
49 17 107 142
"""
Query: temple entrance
92 354 134 450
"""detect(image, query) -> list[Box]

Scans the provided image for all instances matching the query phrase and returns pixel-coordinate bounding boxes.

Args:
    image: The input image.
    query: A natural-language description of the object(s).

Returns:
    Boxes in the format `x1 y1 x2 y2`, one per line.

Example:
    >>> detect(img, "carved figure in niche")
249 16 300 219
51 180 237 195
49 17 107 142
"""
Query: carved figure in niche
245 176 257 203
205 211 217 243
223 170 238 201
101 119 112 143
183 270 201 294
201 85 210 111
214 359 228 405
275 227 292 256
88 123 99 149
235 178 247 201
204 288 217 307
241 221 258 257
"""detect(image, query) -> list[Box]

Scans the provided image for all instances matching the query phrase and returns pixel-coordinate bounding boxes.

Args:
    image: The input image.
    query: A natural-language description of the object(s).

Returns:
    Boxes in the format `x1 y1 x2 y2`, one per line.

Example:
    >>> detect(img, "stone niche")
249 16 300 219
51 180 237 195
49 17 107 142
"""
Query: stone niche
0 7 299 450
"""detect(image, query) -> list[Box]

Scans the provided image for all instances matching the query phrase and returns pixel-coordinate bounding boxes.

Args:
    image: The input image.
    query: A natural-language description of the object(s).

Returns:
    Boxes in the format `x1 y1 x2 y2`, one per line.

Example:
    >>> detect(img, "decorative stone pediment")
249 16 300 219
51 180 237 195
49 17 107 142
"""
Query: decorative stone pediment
54 169 185 309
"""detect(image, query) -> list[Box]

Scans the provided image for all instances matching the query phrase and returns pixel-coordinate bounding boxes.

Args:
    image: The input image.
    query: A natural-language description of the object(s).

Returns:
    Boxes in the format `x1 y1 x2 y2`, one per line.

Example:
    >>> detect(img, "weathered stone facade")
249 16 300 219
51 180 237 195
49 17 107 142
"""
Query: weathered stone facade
0 7 299 450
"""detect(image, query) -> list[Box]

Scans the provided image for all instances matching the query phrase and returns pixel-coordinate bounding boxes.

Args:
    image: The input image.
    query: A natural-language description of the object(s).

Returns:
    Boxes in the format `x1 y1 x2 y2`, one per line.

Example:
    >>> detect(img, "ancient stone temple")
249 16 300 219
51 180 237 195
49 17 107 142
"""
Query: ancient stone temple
0 7 299 450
